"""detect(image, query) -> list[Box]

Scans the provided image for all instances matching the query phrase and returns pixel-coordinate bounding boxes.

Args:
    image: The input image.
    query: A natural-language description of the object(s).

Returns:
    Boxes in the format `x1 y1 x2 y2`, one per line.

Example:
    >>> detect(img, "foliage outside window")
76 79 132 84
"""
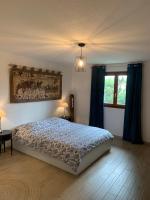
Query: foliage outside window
104 72 127 108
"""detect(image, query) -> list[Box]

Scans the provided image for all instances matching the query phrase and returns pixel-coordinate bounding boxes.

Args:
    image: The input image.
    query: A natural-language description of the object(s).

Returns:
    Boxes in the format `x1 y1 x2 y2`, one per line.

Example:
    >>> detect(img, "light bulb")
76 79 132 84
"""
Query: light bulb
75 43 86 72
78 59 84 67
75 56 86 72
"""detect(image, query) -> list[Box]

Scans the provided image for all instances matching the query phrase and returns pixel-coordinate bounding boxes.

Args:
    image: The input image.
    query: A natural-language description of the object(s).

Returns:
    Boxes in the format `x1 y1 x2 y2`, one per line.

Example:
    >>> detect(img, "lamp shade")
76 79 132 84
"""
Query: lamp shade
0 110 5 118
75 56 86 72
61 102 68 108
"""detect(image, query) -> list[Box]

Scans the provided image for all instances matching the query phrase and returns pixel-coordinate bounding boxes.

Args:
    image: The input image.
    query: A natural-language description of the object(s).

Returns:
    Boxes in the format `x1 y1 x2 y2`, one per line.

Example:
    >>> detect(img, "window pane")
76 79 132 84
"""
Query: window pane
104 76 115 104
117 75 127 105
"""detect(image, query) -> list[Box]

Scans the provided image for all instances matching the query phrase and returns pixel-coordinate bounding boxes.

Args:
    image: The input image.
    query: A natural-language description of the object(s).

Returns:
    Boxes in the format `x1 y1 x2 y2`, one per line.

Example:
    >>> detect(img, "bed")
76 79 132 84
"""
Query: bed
13 117 113 175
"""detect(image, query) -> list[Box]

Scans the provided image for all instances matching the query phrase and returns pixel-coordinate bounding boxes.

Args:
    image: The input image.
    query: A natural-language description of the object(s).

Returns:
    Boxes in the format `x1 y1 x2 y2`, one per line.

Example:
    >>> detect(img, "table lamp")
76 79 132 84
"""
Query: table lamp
61 102 68 117
0 110 5 133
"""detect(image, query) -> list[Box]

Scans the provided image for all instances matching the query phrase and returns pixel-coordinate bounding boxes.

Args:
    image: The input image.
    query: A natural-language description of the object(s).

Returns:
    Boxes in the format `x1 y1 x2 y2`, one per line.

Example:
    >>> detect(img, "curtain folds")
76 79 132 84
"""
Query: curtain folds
89 66 105 128
123 63 143 144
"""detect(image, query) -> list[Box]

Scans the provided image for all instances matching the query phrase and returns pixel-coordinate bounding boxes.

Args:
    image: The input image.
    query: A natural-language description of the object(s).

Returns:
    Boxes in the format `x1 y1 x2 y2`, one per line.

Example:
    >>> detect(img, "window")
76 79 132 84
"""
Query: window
104 72 127 108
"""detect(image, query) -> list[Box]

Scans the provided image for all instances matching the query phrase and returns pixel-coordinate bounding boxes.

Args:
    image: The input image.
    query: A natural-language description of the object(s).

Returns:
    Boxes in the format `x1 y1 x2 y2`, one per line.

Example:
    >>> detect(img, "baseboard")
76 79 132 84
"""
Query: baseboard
144 141 150 146
113 134 150 145
113 135 122 140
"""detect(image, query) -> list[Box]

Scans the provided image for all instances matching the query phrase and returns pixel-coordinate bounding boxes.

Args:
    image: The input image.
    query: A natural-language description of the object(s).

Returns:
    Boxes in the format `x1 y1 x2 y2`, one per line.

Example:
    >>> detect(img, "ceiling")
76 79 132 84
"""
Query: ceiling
0 0 150 66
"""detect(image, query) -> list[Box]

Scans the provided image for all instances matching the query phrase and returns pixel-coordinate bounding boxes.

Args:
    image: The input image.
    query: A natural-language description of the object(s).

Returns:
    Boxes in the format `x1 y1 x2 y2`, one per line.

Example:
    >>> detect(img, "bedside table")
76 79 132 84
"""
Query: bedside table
0 130 13 155
60 116 72 122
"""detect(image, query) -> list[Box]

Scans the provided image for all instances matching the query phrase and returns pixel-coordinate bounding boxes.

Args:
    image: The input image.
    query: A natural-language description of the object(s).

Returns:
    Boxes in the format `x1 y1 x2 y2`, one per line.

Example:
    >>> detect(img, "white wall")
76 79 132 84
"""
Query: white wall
72 62 150 143
0 52 72 130
142 61 150 142
72 66 91 124
104 108 124 137
1 50 150 143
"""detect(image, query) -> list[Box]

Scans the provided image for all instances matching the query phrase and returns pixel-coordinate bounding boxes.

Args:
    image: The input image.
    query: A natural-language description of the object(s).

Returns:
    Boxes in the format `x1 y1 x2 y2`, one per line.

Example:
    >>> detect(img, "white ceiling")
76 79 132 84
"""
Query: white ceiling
0 0 150 66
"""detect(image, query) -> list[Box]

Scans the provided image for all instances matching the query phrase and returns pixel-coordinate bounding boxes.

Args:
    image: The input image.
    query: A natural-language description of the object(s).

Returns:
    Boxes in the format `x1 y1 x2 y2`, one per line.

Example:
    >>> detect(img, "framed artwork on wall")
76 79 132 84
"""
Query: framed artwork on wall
9 65 62 103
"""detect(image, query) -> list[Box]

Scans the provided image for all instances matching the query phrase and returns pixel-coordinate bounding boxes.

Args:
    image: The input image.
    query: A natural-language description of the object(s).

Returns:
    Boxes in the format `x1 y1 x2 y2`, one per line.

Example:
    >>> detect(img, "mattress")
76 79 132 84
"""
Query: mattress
13 117 113 174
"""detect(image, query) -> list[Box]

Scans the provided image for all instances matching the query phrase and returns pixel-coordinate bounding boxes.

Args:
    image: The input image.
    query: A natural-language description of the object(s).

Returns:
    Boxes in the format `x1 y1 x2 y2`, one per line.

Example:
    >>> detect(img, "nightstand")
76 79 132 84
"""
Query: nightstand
0 130 13 155
60 116 72 122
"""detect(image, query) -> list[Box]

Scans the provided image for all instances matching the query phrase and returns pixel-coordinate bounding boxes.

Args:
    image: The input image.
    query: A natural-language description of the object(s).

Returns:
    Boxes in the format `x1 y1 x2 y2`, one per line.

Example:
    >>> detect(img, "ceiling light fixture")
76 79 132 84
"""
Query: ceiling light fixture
75 43 86 72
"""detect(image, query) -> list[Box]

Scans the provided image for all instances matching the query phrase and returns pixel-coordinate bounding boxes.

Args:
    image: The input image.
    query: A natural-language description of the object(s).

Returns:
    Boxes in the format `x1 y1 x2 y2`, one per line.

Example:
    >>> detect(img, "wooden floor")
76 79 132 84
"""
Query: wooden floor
0 139 150 200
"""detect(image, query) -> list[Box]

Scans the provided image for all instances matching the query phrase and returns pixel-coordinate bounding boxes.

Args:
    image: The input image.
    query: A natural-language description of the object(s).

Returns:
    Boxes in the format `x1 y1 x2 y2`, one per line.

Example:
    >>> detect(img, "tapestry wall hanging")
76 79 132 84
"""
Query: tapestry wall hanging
9 64 62 103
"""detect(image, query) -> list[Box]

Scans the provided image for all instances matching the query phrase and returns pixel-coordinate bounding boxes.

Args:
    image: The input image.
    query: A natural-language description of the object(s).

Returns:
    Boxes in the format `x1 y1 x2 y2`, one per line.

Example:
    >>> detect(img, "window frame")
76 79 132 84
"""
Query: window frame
104 71 127 109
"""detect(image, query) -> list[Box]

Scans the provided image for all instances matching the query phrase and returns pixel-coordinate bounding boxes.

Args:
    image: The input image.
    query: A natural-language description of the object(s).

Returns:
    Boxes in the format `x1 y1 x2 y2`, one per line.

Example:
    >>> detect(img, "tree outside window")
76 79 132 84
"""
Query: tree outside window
104 72 127 109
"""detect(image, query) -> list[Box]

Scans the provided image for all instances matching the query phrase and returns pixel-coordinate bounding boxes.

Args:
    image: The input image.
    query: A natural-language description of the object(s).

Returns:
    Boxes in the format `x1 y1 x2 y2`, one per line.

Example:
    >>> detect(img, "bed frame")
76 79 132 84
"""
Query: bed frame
13 140 112 175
